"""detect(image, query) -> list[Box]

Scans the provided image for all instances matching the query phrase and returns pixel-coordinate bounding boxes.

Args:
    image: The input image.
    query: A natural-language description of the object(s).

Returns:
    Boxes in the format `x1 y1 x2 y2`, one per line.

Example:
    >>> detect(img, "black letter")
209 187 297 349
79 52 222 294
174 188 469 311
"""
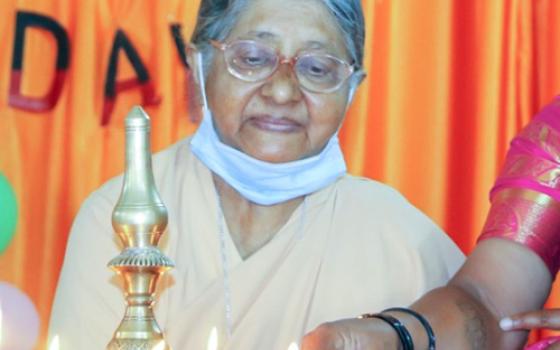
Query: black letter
9 11 70 112
170 23 189 69
102 29 160 126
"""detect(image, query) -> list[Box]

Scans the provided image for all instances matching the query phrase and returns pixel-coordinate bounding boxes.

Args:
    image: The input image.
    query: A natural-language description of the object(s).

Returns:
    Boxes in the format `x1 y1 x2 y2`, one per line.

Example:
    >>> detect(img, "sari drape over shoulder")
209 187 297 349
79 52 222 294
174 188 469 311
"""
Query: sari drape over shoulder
48 138 463 349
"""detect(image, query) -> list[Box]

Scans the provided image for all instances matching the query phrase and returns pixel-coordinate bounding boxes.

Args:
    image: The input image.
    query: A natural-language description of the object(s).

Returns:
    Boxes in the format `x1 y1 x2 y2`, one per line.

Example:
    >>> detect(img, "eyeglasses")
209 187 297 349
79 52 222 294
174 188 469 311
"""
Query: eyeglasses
210 39 356 94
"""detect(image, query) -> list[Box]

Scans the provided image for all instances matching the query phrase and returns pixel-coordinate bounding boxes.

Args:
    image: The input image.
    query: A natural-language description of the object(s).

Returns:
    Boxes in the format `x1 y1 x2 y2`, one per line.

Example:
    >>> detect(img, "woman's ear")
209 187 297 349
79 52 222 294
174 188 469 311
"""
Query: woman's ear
347 71 367 104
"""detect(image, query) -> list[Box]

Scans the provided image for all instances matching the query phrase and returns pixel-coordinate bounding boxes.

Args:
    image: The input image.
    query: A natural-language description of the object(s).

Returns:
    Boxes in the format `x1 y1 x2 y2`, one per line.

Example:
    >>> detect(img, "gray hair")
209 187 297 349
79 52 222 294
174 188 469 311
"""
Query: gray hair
191 0 365 80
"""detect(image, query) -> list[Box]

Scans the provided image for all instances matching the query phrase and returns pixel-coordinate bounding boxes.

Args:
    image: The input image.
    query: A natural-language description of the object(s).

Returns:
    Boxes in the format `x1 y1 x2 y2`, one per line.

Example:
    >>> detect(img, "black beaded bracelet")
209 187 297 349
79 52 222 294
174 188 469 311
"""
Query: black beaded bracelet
383 307 436 350
359 313 414 350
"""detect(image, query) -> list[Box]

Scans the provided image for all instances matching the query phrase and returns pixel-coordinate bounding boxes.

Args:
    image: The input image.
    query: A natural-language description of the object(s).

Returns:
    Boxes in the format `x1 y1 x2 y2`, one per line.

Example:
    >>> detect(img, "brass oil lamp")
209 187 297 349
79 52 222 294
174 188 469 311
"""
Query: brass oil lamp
107 106 174 349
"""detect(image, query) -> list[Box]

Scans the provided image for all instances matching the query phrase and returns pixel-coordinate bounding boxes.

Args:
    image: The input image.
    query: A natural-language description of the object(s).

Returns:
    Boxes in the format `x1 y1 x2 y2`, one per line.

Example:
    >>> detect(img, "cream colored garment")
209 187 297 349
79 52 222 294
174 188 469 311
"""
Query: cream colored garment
48 138 464 350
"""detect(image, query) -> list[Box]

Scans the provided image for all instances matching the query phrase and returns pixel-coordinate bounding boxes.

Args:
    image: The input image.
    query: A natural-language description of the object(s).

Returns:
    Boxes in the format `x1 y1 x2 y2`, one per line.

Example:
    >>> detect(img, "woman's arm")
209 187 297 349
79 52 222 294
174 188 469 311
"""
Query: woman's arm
302 238 551 350
414 238 551 349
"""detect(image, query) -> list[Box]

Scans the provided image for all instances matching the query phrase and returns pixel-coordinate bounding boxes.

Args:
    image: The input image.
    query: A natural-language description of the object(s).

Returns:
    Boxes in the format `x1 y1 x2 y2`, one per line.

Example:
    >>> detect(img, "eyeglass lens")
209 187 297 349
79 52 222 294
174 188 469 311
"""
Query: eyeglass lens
223 41 350 93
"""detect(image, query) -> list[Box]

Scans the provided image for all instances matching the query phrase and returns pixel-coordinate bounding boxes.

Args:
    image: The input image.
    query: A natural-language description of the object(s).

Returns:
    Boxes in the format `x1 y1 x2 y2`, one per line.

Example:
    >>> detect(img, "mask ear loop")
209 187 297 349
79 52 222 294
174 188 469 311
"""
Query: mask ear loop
195 51 211 115
194 50 226 141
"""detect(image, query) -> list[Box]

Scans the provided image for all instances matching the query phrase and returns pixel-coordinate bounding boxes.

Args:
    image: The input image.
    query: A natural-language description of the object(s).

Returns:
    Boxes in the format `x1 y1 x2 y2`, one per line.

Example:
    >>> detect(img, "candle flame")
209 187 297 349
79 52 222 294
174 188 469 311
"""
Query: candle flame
207 327 218 350
49 335 60 350
287 342 299 350
153 340 166 350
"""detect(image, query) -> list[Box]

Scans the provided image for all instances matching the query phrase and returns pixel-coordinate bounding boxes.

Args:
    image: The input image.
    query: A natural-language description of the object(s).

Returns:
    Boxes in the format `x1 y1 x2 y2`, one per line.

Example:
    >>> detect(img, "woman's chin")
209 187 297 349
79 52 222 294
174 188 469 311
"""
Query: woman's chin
242 146 305 163
249 152 301 164
239 140 307 163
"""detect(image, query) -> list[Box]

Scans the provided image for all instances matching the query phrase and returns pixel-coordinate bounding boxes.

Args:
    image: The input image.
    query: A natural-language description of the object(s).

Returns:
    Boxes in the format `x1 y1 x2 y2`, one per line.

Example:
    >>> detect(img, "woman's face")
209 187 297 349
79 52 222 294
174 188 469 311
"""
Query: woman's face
205 0 352 163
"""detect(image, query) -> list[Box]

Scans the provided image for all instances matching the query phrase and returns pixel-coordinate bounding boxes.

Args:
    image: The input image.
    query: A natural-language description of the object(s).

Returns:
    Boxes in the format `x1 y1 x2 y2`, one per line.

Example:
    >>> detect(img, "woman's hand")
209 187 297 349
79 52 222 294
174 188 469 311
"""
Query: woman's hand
501 309 560 331
301 318 399 350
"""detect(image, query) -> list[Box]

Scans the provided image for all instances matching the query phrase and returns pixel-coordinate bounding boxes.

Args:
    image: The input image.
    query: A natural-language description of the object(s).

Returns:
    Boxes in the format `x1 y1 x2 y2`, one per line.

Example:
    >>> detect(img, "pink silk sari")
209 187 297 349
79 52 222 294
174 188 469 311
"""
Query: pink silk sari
525 336 560 350
479 96 560 276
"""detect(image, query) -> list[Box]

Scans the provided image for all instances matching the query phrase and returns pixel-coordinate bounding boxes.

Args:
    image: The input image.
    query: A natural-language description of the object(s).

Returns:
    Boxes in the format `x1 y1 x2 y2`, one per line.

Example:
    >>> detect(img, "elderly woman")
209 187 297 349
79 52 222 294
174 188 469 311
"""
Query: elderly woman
48 0 464 348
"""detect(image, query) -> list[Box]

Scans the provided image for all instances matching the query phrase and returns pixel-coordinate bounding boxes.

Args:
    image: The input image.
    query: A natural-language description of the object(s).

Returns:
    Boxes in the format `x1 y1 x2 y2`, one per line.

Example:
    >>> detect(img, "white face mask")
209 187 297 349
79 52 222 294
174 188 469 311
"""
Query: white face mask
189 52 347 206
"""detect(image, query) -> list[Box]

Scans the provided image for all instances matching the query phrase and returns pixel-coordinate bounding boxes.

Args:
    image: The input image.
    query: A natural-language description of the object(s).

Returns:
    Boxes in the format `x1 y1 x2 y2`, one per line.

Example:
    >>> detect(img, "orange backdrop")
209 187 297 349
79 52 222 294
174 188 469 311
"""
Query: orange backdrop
0 0 559 348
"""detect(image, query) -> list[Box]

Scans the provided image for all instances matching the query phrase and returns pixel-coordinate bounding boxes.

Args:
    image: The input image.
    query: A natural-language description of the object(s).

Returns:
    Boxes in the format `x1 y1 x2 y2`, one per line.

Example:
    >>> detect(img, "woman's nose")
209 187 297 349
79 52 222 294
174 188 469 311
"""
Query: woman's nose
260 64 303 104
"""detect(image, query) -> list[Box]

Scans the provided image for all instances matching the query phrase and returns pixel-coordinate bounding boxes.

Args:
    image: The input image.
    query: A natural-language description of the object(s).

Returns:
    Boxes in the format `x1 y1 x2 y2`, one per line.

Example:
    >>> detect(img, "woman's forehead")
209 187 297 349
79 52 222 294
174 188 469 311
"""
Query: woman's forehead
227 0 347 55
239 30 335 52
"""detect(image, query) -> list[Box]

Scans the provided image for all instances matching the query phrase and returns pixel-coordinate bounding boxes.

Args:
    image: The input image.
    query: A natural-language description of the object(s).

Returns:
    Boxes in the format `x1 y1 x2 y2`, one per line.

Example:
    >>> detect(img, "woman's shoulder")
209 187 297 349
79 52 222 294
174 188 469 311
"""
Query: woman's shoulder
333 174 465 274
92 137 195 201
334 174 457 244
335 174 412 208
152 137 195 179
333 174 430 229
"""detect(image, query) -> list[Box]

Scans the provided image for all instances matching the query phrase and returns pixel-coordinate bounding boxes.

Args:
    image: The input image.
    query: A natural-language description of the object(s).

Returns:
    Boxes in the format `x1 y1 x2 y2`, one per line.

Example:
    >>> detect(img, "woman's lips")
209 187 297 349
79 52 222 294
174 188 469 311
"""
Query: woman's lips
248 115 303 133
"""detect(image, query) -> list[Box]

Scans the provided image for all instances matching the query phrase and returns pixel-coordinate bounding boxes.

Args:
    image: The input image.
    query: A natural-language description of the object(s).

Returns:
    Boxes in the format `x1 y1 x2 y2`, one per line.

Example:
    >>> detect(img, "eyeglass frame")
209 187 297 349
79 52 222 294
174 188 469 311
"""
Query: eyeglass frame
210 39 360 94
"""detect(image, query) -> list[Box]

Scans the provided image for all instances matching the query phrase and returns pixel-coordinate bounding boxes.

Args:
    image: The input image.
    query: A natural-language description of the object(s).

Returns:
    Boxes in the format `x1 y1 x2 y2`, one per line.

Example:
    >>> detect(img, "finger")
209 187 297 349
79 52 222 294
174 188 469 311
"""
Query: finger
301 322 345 350
500 309 560 331
548 343 560 350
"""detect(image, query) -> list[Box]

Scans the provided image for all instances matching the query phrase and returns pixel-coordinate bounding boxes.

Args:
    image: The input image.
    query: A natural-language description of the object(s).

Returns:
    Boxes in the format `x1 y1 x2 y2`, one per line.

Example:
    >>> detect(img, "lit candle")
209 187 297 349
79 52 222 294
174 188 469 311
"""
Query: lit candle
49 335 60 350
207 327 218 350
153 340 166 350
287 342 299 350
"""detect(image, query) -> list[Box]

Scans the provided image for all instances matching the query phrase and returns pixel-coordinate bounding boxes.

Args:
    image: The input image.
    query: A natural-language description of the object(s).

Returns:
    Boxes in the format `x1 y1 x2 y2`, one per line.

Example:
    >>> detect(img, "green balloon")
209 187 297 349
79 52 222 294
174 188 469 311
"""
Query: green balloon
0 173 18 254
